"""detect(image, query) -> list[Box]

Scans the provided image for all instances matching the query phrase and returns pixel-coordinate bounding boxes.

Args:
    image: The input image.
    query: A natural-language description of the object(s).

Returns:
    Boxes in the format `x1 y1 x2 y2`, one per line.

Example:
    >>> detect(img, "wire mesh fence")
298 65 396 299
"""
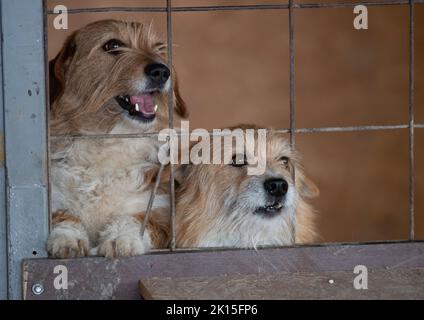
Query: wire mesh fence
46 0 423 251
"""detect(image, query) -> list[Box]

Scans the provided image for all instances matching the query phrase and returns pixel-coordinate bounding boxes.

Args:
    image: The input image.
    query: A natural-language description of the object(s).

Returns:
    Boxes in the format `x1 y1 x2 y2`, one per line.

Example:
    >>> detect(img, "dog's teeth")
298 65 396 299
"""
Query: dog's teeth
154 105 158 112
135 103 140 112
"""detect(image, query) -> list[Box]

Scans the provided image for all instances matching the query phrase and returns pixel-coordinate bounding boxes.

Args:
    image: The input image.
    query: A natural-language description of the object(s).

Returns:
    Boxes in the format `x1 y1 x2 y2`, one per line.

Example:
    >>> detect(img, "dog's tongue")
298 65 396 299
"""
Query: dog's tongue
130 95 156 116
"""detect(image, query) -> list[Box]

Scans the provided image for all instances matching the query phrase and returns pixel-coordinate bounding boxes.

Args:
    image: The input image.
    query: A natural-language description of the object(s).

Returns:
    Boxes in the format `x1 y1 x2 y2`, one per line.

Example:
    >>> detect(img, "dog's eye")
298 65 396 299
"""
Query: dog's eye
231 154 247 167
153 42 167 52
280 156 289 166
103 39 125 54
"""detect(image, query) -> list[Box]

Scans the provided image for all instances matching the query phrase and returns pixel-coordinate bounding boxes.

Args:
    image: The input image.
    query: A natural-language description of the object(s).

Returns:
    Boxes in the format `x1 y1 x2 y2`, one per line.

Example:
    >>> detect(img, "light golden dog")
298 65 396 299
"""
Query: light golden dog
47 20 187 258
174 128 319 248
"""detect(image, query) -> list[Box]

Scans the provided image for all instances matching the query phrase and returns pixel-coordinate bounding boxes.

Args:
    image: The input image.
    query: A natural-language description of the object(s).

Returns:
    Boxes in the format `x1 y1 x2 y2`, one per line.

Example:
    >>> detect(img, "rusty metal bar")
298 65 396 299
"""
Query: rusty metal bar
288 0 298 241
43 0 52 233
46 0 424 14
289 0 295 148
292 124 411 134
173 4 288 11
49 123 424 140
50 132 159 140
146 239 424 254
47 6 166 14
140 163 165 238
166 0 177 251
408 0 415 241
294 0 415 9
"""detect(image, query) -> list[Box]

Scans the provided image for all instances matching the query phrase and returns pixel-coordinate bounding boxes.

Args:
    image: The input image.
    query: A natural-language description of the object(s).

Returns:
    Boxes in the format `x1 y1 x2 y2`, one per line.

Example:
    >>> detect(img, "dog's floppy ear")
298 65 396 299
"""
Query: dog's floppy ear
173 73 188 119
49 32 77 107
299 174 319 198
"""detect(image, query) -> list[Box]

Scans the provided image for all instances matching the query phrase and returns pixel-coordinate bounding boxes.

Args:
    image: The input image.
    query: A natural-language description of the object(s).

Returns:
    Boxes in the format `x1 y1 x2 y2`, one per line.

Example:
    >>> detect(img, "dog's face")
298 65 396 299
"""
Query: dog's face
50 19 187 134
176 129 319 248
225 134 299 220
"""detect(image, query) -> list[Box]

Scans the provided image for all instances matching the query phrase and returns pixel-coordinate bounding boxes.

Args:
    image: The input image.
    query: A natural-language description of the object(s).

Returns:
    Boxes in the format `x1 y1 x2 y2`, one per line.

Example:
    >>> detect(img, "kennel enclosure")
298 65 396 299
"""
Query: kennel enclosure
0 0 423 299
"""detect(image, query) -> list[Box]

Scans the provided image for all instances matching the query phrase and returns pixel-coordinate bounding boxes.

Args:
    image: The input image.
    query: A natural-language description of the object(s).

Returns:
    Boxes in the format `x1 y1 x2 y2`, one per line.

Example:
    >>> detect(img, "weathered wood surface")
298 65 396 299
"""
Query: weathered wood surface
139 268 424 300
23 242 424 299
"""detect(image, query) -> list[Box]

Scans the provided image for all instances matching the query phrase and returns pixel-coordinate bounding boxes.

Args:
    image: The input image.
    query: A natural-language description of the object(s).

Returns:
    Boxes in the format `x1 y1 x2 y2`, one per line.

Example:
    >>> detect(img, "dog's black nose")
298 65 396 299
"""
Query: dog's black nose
145 63 170 86
264 178 288 197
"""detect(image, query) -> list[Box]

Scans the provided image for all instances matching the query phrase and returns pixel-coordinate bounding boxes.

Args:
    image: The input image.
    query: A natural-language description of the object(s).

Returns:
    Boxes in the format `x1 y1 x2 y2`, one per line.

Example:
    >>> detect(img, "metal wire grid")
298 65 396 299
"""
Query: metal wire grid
46 0 424 14
46 0 423 250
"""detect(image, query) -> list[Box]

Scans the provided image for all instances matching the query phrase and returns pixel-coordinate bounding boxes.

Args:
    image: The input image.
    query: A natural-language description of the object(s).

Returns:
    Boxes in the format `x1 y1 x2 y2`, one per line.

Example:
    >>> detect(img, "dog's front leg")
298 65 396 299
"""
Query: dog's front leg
96 213 168 259
47 211 90 258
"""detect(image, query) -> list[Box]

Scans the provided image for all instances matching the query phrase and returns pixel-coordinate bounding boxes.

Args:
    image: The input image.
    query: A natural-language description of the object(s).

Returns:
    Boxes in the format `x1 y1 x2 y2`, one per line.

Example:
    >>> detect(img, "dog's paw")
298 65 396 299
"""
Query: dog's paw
96 216 152 259
47 226 89 258
97 234 148 259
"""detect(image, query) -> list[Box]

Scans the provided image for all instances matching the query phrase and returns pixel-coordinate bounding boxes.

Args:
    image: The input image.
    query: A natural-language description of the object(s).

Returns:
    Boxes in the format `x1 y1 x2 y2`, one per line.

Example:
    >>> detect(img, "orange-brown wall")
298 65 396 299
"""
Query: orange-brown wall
47 0 424 243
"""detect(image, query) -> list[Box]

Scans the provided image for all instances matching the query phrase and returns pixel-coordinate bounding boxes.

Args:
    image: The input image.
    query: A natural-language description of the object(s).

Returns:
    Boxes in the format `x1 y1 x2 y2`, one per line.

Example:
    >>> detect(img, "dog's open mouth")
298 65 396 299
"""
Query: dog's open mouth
254 202 284 217
116 94 158 122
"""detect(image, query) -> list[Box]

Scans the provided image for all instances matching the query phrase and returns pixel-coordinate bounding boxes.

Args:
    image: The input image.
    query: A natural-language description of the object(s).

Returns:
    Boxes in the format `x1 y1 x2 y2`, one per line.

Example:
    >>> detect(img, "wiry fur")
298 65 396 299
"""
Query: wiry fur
47 20 186 258
175 129 319 249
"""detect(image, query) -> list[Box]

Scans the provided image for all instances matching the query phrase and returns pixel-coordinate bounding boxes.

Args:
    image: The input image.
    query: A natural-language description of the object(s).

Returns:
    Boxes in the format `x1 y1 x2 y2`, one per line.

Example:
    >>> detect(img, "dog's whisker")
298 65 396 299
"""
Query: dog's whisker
147 20 155 42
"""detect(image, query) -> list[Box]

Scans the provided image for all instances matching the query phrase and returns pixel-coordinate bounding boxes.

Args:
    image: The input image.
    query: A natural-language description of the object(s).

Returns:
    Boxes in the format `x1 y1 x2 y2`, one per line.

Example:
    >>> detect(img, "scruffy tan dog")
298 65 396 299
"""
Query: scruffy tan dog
175 128 319 248
47 20 187 258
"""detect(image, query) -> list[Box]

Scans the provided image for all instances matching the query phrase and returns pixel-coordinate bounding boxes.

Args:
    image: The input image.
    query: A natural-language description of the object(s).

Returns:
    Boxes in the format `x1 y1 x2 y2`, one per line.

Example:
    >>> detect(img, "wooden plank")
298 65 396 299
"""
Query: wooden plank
22 242 424 300
139 268 424 300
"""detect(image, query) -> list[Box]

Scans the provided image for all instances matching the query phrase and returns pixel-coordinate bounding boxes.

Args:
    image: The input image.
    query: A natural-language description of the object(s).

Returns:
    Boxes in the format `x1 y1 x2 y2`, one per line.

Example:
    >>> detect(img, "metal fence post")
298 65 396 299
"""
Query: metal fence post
0 2 7 299
1 0 49 300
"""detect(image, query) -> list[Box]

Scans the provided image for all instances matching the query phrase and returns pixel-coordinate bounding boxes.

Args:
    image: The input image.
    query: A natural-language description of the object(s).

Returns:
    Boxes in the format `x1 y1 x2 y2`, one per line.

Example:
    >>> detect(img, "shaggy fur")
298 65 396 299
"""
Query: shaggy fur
47 20 187 258
139 127 319 249
175 128 319 248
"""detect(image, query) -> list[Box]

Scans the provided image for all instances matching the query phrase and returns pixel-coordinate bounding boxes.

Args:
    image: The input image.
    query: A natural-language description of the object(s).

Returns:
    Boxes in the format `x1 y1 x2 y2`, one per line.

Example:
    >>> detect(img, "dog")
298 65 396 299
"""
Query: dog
174 127 319 248
47 19 187 258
